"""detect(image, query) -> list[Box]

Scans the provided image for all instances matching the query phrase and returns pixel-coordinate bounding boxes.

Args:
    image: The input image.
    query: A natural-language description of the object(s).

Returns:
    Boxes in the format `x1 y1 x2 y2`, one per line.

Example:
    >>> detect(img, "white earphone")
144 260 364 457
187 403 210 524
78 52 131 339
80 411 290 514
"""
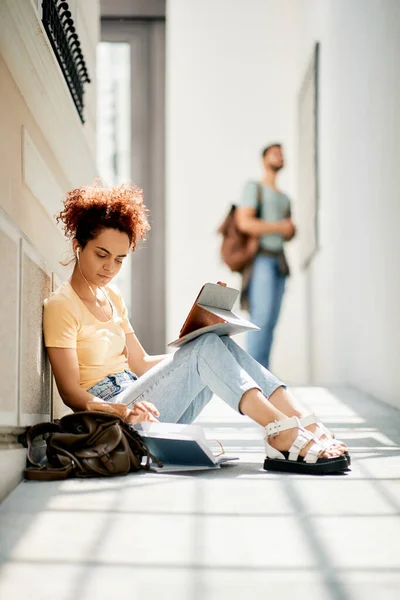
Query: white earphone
75 245 113 320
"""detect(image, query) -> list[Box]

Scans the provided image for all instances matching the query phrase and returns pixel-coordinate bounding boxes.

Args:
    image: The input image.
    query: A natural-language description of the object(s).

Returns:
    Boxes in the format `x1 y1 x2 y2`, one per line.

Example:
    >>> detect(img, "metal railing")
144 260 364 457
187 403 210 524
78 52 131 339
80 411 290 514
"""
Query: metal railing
42 0 91 122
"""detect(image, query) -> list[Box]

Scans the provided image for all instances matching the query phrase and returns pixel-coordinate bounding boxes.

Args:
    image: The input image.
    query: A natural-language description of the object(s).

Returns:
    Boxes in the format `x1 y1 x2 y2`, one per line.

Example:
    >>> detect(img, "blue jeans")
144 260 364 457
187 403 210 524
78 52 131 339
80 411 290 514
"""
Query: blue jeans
247 254 287 370
87 333 285 424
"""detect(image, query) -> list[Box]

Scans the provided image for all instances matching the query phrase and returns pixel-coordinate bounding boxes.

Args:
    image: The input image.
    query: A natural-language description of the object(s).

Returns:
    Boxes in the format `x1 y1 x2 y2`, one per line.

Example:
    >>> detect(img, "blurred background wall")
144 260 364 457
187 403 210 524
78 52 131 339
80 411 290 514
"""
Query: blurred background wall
166 0 400 409
297 0 400 408
166 0 307 384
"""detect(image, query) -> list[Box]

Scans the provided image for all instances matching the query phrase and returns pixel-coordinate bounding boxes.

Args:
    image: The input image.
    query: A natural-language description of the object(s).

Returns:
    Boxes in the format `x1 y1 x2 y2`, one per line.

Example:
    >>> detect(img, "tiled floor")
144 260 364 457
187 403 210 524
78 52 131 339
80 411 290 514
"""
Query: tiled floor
0 386 399 600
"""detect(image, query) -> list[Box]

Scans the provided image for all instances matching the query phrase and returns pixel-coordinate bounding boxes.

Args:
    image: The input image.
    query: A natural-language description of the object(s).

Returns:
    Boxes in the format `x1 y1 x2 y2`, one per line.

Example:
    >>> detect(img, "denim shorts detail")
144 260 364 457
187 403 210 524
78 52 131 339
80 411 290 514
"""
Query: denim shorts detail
87 370 137 402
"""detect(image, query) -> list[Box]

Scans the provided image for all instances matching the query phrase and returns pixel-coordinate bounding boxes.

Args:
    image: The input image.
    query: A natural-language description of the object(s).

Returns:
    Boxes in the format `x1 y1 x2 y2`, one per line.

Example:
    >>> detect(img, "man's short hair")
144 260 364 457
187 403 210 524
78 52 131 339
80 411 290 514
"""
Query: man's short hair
261 143 282 158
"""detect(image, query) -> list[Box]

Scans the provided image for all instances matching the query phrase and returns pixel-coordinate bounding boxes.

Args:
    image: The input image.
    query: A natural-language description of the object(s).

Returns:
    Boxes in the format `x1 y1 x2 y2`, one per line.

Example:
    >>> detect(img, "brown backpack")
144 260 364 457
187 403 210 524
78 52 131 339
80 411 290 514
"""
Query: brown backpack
217 183 262 273
24 411 162 481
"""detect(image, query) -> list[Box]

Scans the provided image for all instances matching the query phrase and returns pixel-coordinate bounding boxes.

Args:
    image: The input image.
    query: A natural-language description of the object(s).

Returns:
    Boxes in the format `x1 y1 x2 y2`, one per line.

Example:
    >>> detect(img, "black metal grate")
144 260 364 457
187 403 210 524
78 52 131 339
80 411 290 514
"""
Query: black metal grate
42 0 91 123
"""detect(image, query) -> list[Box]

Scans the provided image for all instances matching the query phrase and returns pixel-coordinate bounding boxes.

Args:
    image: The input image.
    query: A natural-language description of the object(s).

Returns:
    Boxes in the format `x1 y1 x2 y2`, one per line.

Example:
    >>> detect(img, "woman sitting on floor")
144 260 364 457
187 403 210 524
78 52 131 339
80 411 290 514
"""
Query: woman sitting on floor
43 183 350 475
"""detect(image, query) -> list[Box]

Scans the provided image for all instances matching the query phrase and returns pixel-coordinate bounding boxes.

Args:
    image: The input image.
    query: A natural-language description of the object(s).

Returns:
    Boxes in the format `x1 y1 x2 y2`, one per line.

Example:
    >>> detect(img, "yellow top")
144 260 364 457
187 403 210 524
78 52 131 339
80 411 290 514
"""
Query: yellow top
43 281 134 390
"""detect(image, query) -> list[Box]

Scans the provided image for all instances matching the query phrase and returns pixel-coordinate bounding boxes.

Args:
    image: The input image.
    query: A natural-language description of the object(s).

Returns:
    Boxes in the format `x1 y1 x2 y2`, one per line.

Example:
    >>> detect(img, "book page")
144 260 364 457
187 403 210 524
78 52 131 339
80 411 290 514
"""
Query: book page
168 321 259 348
140 422 207 441
149 464 221 472
169 282 259 347
139 423 239 471
197 305 256 327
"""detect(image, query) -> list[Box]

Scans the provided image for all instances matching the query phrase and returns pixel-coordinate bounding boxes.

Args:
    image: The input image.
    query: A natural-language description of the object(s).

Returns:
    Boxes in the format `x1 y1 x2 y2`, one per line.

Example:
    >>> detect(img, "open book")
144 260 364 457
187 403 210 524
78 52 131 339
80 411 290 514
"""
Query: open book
168 282 260 348
138 422 239 472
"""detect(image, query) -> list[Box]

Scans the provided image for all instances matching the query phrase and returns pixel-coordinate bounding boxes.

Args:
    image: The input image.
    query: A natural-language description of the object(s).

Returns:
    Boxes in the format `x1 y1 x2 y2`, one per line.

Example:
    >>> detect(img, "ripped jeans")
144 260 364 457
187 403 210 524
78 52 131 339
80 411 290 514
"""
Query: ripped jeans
87 333 285 424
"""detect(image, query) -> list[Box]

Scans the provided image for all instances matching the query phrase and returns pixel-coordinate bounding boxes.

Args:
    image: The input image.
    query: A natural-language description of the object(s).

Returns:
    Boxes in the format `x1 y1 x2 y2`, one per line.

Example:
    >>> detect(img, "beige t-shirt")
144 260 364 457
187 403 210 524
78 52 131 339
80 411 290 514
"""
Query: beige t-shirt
43 281 134 390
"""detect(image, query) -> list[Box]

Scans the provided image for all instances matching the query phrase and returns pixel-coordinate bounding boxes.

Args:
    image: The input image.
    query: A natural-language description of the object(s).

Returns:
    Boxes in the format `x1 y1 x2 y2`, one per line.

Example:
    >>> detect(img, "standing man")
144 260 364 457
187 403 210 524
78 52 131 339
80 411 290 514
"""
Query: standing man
236 143 295 369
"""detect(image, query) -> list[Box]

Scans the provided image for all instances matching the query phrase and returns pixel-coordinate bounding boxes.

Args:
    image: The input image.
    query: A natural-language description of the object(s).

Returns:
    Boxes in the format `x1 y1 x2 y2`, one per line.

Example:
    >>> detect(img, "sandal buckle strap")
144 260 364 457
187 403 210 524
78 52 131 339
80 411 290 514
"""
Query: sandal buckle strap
304 442 325 463
266 420 280 438
265 416 300 439
288 429 314 461
300 413 317 428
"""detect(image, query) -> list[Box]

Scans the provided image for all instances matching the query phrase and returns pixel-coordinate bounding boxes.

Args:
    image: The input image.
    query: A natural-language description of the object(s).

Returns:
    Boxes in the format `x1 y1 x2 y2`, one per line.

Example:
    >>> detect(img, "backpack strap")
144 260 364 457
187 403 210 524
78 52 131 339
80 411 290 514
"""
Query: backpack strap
24 463 75 481
24 421 75 481
26 421 61 467
255 182 263 218
121 422 163 470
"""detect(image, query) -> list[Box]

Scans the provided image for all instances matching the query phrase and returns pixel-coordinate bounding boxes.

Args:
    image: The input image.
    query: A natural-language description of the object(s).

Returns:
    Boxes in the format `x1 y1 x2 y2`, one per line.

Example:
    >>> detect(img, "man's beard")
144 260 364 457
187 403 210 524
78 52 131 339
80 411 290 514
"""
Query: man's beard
270 163 283 173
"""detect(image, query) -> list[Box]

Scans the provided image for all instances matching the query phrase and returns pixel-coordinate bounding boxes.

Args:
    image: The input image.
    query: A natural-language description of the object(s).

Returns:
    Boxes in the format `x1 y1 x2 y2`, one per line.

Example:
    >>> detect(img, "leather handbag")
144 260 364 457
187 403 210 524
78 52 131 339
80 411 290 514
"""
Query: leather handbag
24 411 162 481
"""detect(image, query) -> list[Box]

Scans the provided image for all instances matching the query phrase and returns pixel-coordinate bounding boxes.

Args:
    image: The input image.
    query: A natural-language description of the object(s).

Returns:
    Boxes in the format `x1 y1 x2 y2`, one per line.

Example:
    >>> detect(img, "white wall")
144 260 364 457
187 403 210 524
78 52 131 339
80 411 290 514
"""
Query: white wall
166 0 307 383
296 0 400 409
166 0 400 408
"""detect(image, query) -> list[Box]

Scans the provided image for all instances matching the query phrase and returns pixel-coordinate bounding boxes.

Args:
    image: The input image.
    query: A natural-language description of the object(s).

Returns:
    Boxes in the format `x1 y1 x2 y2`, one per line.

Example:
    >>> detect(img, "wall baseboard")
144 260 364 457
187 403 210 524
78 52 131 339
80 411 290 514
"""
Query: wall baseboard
0 435 27 503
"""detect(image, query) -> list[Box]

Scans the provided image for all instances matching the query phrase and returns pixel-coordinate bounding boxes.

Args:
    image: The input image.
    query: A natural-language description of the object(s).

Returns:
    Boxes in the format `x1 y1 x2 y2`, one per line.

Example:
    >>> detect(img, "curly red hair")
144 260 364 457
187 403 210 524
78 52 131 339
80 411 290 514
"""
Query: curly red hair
56 182 150 251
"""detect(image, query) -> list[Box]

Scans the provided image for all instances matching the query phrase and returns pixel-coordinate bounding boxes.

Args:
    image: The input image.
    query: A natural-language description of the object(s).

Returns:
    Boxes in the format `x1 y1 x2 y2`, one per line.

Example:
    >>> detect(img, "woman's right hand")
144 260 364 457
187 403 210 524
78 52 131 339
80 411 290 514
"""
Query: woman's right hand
127 401 160 424
87 399 160 424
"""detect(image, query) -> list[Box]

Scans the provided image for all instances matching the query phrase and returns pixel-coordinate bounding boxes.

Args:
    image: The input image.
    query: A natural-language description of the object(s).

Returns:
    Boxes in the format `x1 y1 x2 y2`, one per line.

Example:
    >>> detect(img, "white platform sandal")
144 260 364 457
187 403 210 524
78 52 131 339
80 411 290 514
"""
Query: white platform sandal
263 416 348 475
299 413 351 466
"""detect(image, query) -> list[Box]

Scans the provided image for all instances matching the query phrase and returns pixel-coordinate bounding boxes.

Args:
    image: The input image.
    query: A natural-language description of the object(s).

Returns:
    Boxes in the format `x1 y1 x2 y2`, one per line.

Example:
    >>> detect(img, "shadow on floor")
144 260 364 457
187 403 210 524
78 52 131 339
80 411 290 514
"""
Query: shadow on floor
0 385 399 600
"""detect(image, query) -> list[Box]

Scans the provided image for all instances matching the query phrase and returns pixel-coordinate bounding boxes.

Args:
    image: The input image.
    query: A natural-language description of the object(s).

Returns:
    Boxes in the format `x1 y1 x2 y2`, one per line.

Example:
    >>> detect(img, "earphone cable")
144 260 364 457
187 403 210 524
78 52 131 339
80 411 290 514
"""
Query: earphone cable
76 251 114 321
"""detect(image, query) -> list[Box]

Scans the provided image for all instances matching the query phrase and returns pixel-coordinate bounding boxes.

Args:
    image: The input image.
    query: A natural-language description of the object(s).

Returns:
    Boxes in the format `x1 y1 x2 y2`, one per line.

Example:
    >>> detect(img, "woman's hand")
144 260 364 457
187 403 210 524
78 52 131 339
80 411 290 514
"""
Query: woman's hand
126 401 160 424
87 399 160 424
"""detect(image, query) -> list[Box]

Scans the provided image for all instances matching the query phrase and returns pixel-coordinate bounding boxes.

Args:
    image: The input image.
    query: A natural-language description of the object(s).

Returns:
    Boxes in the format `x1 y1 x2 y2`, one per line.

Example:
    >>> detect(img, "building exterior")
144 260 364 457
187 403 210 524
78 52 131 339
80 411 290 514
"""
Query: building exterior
0 0 100 501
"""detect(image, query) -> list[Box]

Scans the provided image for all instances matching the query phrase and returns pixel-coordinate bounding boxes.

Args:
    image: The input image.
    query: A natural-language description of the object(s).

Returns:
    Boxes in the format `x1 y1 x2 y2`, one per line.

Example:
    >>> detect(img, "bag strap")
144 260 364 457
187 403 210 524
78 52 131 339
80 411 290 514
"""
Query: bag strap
24 421 76 481
26 421 62 467
256 182 263 219
24 463 75 481
121 422 163 470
